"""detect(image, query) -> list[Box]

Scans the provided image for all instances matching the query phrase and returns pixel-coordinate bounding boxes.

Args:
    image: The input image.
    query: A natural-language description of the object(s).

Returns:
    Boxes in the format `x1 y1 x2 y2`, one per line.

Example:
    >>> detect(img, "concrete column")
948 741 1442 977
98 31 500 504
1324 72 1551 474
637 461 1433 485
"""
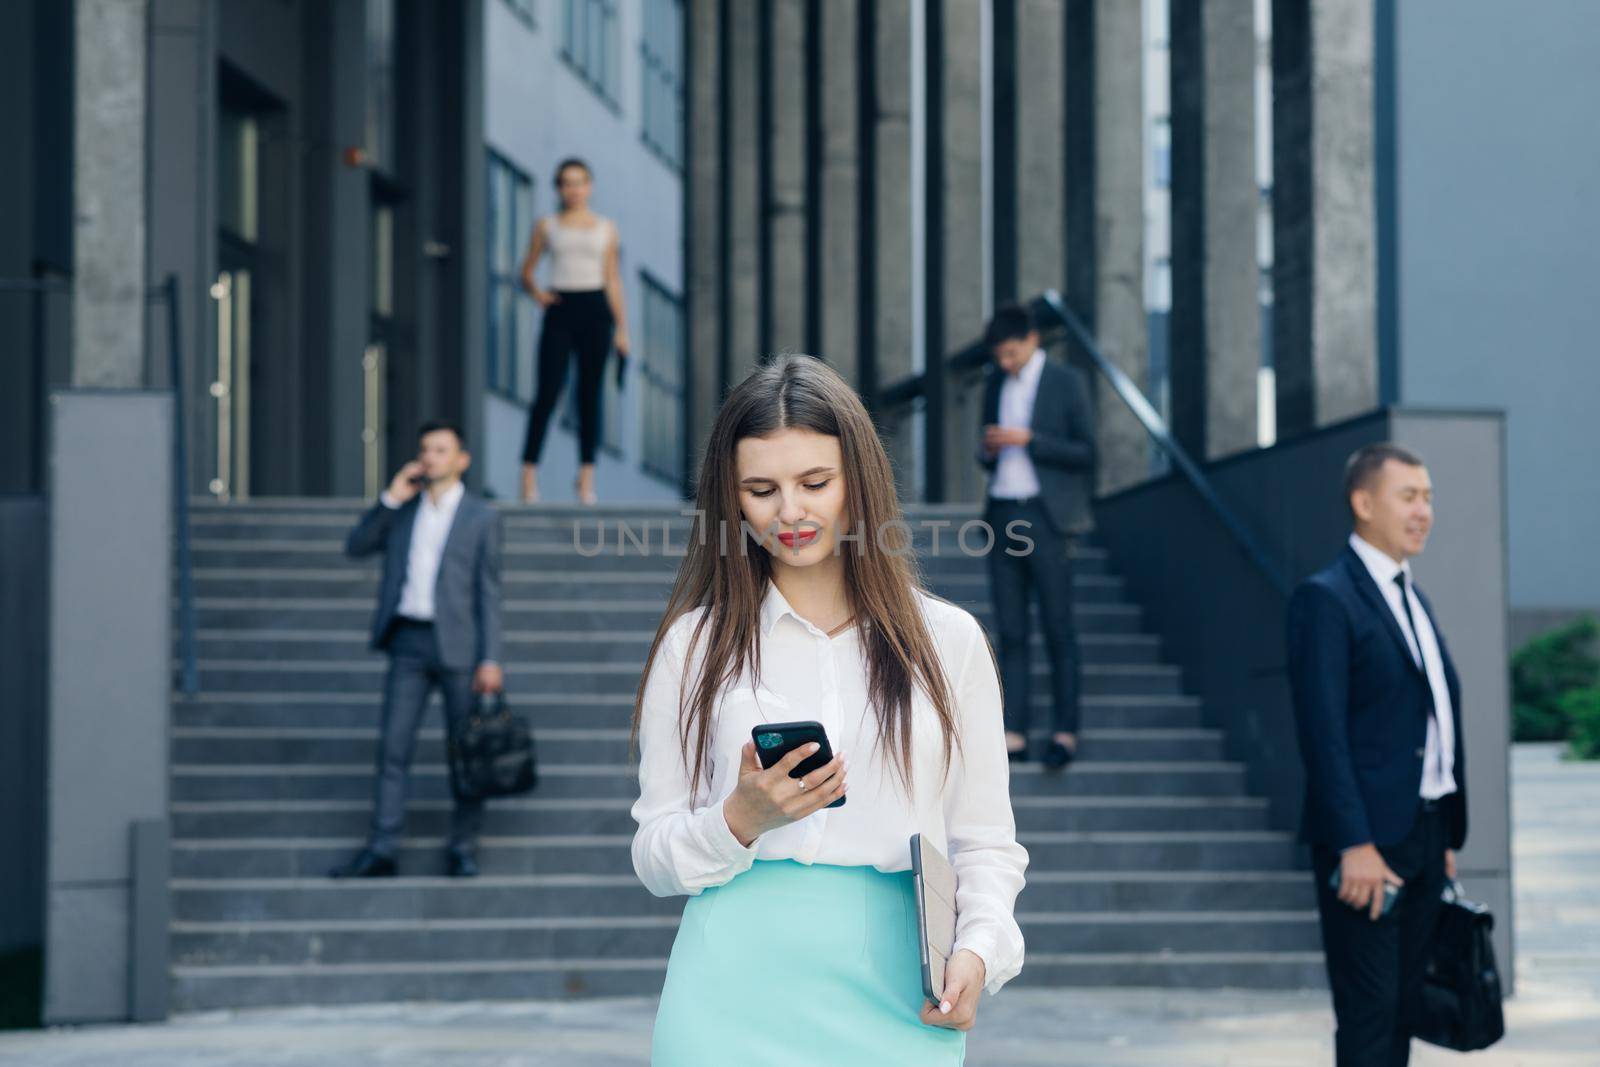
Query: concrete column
1170 0 1261 459
727 1 761 376
73 0 148 388
936 0 985 501
939 0 986 349
686 0 723 461
1272 0 1379 435
873 0 915 387
1093 0 1148 493
1014 0 1067 300
817 0 859 385
44 392 172 1023
765 0 808 354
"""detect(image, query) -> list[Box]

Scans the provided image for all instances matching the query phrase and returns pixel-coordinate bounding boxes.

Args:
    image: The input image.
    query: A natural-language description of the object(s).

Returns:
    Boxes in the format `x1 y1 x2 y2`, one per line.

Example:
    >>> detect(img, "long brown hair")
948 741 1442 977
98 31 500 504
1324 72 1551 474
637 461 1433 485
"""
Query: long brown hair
628 354 964 801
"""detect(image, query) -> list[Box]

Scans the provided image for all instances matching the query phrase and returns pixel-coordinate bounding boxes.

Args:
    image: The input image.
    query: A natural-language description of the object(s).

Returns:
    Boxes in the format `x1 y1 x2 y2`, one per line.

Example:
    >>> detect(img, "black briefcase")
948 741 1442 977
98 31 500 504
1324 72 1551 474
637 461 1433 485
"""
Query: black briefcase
1414 880 1506 1052
447 690 538 801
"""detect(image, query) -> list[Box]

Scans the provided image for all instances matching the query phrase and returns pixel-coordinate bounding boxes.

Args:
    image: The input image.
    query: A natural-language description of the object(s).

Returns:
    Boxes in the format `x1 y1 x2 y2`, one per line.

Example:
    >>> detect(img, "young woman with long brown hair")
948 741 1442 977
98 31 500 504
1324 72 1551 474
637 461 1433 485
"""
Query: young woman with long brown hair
629 354 1028 1063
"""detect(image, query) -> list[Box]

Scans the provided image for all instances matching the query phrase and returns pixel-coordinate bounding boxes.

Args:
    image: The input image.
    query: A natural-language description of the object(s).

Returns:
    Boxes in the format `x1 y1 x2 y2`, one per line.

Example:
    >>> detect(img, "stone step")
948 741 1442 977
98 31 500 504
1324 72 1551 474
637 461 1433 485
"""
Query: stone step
169 909 1319 971
170 726 1225 766
189 600 1149 634
168 958 672 1010
186 540 1091 575
167 831 1297 880
179 559 1117 598
1010 952 1328 990
169 870 1313 925
168 947 1326 1013
182 659 1184 696
169 761 1250 803
169 795 1272 839
171 692 1208 731
181 627 1162 665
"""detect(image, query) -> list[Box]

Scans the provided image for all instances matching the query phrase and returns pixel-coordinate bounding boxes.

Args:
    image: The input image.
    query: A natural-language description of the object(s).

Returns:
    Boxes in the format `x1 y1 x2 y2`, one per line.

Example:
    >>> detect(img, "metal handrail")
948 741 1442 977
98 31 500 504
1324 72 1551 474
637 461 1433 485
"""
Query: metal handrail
871 288 1289 595
161 274 199 694
1037 289 1288 594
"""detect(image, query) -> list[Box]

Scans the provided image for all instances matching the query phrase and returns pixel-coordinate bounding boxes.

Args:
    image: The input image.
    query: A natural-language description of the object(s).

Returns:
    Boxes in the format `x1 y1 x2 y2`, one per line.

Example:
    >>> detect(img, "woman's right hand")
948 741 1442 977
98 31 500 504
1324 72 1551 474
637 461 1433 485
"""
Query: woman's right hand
722 741 847 848
531 286 561 309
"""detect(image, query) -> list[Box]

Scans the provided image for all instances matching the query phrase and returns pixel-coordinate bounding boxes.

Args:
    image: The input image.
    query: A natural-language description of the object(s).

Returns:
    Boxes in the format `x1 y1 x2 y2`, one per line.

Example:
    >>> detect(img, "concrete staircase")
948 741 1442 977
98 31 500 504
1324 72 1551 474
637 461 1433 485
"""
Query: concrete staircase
168 500 1323 1011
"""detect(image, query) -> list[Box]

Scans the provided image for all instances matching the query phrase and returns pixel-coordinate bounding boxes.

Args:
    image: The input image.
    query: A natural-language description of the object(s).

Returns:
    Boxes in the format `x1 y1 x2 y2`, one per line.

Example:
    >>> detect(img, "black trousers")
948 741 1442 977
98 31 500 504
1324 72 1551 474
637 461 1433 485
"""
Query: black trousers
368 619 484 857
522 288 613 465
985 497 1081 736
1311 800 1449 1067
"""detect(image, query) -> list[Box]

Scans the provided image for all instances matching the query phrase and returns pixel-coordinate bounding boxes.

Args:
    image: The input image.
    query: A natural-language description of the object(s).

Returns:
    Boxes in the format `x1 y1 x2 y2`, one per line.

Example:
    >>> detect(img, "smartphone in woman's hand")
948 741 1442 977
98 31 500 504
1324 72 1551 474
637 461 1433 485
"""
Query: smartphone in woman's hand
751 720 846 809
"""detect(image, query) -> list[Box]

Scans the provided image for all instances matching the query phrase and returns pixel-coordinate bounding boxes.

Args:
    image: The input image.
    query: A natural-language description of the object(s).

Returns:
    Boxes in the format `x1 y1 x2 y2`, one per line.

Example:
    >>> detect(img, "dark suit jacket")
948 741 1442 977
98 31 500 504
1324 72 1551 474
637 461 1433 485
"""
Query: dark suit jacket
345 490 503 672
975 356 1096 535
1286 545 1468 853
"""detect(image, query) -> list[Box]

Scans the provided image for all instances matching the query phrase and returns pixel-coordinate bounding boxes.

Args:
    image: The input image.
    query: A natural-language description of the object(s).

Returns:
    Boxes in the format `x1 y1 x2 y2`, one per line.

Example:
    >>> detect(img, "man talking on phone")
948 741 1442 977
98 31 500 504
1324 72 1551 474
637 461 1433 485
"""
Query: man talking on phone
1286 444 1468 1066
329 421 504 880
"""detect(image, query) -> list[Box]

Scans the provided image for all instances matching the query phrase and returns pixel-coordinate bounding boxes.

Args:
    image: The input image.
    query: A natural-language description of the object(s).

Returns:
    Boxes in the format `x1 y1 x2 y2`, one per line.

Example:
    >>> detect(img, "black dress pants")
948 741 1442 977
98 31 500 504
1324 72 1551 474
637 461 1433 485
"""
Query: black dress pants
1311 799 1450 1067
985 497 1081 737
522 289 613 465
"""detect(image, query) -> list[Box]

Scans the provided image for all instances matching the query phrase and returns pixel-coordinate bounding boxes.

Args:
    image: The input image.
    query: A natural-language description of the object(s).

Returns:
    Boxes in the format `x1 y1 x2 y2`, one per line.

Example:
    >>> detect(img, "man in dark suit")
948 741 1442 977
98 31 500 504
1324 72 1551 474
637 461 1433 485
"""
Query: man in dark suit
976 303 1096 769
329 421 504 879
1287 443 1467 1066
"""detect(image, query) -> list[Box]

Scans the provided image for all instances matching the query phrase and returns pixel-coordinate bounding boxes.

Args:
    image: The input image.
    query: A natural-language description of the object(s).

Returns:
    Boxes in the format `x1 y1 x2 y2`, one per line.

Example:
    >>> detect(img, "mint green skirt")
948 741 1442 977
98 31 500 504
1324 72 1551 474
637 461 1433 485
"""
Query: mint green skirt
651 859 967 1066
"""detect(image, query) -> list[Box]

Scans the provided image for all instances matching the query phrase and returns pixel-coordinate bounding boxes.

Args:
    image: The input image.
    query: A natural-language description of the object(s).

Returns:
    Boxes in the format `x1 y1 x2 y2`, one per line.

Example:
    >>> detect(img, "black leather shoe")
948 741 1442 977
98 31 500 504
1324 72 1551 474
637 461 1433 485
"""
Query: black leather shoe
447 850 480 878
1007 746 1029 764
328 848 397 879
1042 740 1077 771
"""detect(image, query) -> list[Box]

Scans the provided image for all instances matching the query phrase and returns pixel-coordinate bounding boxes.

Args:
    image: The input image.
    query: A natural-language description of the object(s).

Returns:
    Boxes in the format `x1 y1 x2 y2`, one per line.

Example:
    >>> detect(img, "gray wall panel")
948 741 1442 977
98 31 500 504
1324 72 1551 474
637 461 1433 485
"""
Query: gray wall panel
1394 0 1600 613
44 391 173 1023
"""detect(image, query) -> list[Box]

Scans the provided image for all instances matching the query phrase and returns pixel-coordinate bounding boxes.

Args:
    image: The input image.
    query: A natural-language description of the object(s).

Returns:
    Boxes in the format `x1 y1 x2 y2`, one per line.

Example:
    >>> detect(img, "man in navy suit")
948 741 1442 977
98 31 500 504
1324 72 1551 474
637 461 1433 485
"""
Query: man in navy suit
977 303 1096 769
329 421 504 879
1287 443 1467 1066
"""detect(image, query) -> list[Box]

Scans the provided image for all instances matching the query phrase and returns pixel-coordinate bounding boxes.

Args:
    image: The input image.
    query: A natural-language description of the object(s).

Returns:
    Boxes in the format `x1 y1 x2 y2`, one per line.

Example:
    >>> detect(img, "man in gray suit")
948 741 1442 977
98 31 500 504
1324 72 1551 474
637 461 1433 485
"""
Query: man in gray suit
329 421 504 879
977 303 1096 770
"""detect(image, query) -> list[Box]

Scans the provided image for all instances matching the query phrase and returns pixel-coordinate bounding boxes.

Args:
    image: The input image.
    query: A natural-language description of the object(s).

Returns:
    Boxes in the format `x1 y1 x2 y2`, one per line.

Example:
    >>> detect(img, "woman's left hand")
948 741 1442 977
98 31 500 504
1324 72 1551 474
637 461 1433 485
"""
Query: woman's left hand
613 325 631 357
919 949 985 1031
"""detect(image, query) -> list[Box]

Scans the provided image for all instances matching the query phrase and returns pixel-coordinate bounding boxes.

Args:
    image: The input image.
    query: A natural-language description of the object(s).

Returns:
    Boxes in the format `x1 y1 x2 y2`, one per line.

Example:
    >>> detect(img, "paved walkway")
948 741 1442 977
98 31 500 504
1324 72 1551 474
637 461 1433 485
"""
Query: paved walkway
4 744 1596 1066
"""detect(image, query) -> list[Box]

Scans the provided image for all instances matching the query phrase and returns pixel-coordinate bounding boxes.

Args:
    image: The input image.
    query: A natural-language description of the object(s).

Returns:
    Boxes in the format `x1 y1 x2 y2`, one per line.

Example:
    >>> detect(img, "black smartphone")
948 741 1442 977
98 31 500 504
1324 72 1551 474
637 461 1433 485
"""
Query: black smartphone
615 352 626 389
750 720 845 809
1328 867 1403 917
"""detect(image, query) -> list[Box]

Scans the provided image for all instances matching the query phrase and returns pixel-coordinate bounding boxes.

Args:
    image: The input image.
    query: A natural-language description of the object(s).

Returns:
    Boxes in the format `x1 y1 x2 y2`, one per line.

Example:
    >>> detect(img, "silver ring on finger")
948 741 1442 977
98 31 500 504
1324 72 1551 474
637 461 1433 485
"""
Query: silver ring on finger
795 776 808 792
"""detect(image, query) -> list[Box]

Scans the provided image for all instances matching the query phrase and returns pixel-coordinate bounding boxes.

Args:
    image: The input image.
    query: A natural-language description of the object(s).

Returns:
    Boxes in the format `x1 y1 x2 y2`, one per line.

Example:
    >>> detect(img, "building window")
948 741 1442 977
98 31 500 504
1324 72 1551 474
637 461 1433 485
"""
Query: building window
487 151 535 402
639 273 685 487
501 0 536 27
562 0 620 107
641 0 684 169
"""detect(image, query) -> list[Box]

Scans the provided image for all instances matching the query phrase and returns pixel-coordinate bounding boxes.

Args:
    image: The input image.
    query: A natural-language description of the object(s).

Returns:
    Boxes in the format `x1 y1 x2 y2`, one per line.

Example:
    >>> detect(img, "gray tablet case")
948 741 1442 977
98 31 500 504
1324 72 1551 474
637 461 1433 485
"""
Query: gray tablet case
910 832 958 1002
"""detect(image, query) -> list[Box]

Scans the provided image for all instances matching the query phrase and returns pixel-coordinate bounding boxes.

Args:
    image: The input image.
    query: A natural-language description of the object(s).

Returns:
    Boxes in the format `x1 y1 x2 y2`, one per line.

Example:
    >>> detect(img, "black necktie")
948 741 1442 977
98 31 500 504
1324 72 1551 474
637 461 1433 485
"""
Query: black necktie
1394 571 1444 777
1393 571 1423 670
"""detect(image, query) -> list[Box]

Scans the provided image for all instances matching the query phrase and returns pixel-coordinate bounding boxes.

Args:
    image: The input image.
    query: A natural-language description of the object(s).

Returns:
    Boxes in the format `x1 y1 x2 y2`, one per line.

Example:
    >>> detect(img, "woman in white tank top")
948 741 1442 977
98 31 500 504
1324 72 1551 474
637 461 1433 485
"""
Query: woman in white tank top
517 158 631 504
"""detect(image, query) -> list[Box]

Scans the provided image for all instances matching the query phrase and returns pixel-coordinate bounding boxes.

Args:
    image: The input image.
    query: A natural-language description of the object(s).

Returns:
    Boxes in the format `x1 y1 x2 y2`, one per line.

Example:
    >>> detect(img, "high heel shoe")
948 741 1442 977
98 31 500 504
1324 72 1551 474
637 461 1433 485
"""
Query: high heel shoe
574 478 598 506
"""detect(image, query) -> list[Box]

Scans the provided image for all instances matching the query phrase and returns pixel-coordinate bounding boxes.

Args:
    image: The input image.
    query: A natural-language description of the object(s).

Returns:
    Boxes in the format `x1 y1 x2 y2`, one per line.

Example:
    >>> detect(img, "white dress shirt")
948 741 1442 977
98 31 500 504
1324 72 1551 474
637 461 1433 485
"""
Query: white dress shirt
630 580 1030 996
381 480 465 622
1347 534 1457 799
989 348 1045 500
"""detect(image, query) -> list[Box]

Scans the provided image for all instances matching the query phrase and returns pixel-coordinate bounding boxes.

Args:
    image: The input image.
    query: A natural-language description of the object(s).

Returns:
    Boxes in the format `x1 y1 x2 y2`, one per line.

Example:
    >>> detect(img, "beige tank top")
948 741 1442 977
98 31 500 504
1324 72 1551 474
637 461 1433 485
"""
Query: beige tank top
544 214 615 292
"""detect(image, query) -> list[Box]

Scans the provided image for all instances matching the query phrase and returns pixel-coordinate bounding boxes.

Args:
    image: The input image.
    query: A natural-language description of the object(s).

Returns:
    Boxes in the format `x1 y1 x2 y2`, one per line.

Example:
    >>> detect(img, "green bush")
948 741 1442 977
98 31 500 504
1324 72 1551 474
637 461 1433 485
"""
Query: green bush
1564 687 1600 761
1511 615 1598 742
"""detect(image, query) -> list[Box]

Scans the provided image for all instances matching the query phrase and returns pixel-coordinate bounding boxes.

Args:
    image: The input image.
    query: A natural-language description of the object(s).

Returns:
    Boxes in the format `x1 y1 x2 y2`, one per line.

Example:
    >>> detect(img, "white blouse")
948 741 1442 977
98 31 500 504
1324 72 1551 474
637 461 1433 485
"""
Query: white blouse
629 579 1029 996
